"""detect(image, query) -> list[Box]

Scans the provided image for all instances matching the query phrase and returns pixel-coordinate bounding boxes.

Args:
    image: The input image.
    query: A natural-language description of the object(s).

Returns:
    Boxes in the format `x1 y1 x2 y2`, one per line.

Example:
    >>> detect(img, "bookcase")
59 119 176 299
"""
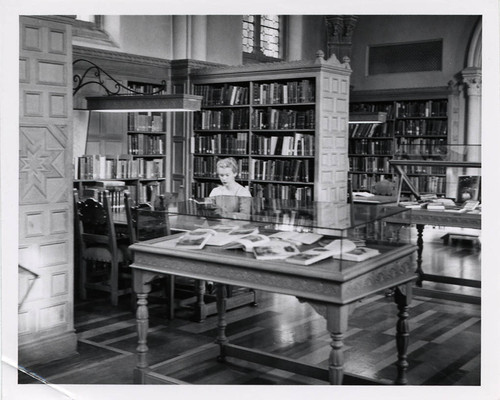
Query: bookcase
74 81 168 206
189 52 352 202
349 90 453 197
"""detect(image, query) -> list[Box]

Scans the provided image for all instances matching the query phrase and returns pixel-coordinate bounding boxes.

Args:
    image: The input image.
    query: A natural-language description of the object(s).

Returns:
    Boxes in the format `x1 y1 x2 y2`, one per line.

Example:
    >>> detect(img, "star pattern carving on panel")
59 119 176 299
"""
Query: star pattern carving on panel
20 130 64 199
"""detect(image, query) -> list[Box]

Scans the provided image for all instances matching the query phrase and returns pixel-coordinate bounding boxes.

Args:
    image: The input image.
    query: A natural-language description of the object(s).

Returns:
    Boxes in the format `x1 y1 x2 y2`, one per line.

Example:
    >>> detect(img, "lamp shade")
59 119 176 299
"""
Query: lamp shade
349 112 387 124
86 94 203 112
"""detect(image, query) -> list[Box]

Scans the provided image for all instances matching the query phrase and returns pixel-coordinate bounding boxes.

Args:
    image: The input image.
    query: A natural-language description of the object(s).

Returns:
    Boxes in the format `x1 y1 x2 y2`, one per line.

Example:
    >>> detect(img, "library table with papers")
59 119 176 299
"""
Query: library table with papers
129 198 417 385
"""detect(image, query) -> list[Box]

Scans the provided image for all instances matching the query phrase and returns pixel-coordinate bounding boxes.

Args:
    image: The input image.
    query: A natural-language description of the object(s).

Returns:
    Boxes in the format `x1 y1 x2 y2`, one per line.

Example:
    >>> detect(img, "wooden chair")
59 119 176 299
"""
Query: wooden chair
124 191 176 318
73 189 132 306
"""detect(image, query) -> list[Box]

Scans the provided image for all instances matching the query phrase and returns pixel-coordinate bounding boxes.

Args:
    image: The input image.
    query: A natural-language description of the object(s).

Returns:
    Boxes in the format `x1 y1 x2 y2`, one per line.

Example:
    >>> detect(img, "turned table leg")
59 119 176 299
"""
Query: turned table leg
215 283 228 362
394 283 412 385
133 269 154 384
194 279 207 322
325 304 349 385
415 224 425 287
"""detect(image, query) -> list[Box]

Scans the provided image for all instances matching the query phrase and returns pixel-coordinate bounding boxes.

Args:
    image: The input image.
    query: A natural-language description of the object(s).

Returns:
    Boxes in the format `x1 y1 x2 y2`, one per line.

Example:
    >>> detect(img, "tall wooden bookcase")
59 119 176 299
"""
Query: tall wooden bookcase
74 81 169 205
189 52 352 202
349 87 462 197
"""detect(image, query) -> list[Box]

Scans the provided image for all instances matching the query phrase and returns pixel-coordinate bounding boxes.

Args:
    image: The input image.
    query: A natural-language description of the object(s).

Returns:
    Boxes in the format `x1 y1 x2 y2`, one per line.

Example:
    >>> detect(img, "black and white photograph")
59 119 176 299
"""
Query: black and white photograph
1 1 499 399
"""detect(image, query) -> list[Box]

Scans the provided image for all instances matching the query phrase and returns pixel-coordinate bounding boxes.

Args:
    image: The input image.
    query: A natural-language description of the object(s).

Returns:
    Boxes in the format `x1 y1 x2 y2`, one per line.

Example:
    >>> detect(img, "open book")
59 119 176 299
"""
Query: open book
175 228 216 250
285 247 338 266
334 246 380 262
252 240 300 261
269 231 323 245
285 238 357 266
223 234 271 252
206 226 259 246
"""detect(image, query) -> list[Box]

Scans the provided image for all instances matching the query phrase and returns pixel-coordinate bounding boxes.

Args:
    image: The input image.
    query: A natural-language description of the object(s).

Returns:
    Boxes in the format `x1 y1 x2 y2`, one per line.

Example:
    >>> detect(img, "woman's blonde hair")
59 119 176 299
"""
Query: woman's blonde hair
216 157 239 174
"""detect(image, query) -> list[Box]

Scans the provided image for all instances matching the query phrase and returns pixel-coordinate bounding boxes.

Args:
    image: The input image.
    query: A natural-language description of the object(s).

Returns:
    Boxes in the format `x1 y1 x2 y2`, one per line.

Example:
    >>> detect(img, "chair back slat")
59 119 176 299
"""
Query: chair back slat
74 189 118 254
124 191 172 242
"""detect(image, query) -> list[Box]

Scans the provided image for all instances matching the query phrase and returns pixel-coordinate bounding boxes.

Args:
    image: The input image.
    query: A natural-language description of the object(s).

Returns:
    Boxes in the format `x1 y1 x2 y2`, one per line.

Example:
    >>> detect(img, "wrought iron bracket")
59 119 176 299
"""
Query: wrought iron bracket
73 59 166 96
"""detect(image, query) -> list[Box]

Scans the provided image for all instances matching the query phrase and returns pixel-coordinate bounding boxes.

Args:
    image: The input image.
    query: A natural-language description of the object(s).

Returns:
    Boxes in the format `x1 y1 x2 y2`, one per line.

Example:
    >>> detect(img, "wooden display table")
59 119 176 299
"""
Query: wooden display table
130 235 417 385
388 209 481 304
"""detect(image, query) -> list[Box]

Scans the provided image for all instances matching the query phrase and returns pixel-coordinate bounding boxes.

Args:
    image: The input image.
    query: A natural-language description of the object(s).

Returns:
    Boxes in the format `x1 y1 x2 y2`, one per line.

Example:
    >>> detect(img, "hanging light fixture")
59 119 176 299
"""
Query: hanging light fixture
73 59 202 112
348 111 387 124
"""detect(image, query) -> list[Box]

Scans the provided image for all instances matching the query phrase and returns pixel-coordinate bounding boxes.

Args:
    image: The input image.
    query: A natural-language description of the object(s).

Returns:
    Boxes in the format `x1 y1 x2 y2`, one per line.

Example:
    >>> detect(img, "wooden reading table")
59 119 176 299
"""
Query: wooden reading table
130 207 417 385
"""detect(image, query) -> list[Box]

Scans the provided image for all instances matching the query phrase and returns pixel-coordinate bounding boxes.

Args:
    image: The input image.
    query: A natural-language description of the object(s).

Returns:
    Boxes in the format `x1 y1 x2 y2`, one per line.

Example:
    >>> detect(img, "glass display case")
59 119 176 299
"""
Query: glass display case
135 197 411 270
391 144 481 204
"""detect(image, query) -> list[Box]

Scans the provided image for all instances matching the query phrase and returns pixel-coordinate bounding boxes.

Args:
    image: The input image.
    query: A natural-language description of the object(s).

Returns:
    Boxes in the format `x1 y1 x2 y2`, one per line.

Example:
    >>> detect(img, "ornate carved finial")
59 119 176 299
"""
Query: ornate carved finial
342 56 351 69
315 50 326 64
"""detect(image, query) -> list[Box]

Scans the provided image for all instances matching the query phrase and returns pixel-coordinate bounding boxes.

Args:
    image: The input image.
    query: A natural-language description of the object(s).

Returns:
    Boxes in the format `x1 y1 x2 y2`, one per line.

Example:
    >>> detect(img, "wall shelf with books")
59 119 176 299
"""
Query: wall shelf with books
190 53 351 202
349 90 455 194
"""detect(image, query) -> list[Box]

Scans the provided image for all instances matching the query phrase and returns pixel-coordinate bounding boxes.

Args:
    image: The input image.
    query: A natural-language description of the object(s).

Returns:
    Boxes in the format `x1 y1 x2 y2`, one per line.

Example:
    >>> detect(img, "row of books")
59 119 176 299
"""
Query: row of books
394 119 448 136
75 154 164 180
127 82 166 95
80 183 129 212
191 181 219 198
349 139 392 155
127 112 165 132
127 133 164 155
395 138 447 156
350 174 393 192
251 159 313 183
79 180 163 209
194 109 250 130
350 103 395 119
192 132 248 155
252 80 315 105
193 156 250 179
398 165 447 175
194 84 250 106
349 123 389 138
402 175 446 194
251 133 314 156
396 100 448 118
349 156 391 173
251 108 315 130
253 183 313 202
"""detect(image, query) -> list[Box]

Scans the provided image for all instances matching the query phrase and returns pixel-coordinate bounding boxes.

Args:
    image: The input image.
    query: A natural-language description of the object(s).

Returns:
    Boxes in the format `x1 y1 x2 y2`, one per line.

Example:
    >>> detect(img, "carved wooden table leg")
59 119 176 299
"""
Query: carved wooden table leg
215 283 228 362
325 304 349 385
133 269 154 384
415 224 425 287
394 283 412 385
194 279 207 322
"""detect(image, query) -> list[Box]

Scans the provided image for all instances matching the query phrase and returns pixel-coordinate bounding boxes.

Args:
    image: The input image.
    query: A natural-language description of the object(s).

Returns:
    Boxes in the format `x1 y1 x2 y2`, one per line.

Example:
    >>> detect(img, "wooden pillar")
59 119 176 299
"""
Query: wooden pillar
287 15 303 61
18 16 78 365
461 67 482 170
191 15 207 61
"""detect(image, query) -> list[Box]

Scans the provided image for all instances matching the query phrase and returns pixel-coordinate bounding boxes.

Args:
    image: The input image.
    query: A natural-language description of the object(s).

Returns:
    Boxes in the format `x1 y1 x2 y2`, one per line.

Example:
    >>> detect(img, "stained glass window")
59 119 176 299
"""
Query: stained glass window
243 15 281 59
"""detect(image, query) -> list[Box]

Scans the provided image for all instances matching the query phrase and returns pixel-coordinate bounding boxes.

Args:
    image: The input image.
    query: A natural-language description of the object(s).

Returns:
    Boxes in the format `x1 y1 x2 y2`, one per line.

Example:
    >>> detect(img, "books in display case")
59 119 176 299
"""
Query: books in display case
333 246 380 262
252 240 300 261
222 233 271 252
175 229 217 250
285 247 339 266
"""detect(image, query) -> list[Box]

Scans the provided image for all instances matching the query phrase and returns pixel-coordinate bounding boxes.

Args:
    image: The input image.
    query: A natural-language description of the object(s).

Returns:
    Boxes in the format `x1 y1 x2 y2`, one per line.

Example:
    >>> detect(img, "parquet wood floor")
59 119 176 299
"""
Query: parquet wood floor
18 227 481 386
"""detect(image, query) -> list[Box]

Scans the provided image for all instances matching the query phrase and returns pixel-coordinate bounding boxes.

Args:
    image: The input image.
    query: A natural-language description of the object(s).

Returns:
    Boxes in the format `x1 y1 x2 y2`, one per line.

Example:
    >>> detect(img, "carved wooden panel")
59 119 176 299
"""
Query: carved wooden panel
316 72 350 202
18 16 77 363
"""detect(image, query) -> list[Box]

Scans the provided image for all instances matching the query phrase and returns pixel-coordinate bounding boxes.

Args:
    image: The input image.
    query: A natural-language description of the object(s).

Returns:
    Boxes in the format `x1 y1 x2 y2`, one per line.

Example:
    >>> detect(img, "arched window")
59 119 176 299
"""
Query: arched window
243 15 284 63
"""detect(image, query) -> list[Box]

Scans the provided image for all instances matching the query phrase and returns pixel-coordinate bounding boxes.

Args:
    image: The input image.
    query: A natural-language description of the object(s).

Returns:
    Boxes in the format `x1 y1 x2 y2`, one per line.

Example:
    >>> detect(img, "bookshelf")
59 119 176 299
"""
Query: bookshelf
349 92 452 196
74 81 169 206
190 52 352 202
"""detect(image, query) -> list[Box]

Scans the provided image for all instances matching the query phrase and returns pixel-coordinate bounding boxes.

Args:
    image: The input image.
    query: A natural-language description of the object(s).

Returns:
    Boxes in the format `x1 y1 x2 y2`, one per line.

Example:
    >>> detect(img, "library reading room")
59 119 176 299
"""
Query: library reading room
3 9 499 400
